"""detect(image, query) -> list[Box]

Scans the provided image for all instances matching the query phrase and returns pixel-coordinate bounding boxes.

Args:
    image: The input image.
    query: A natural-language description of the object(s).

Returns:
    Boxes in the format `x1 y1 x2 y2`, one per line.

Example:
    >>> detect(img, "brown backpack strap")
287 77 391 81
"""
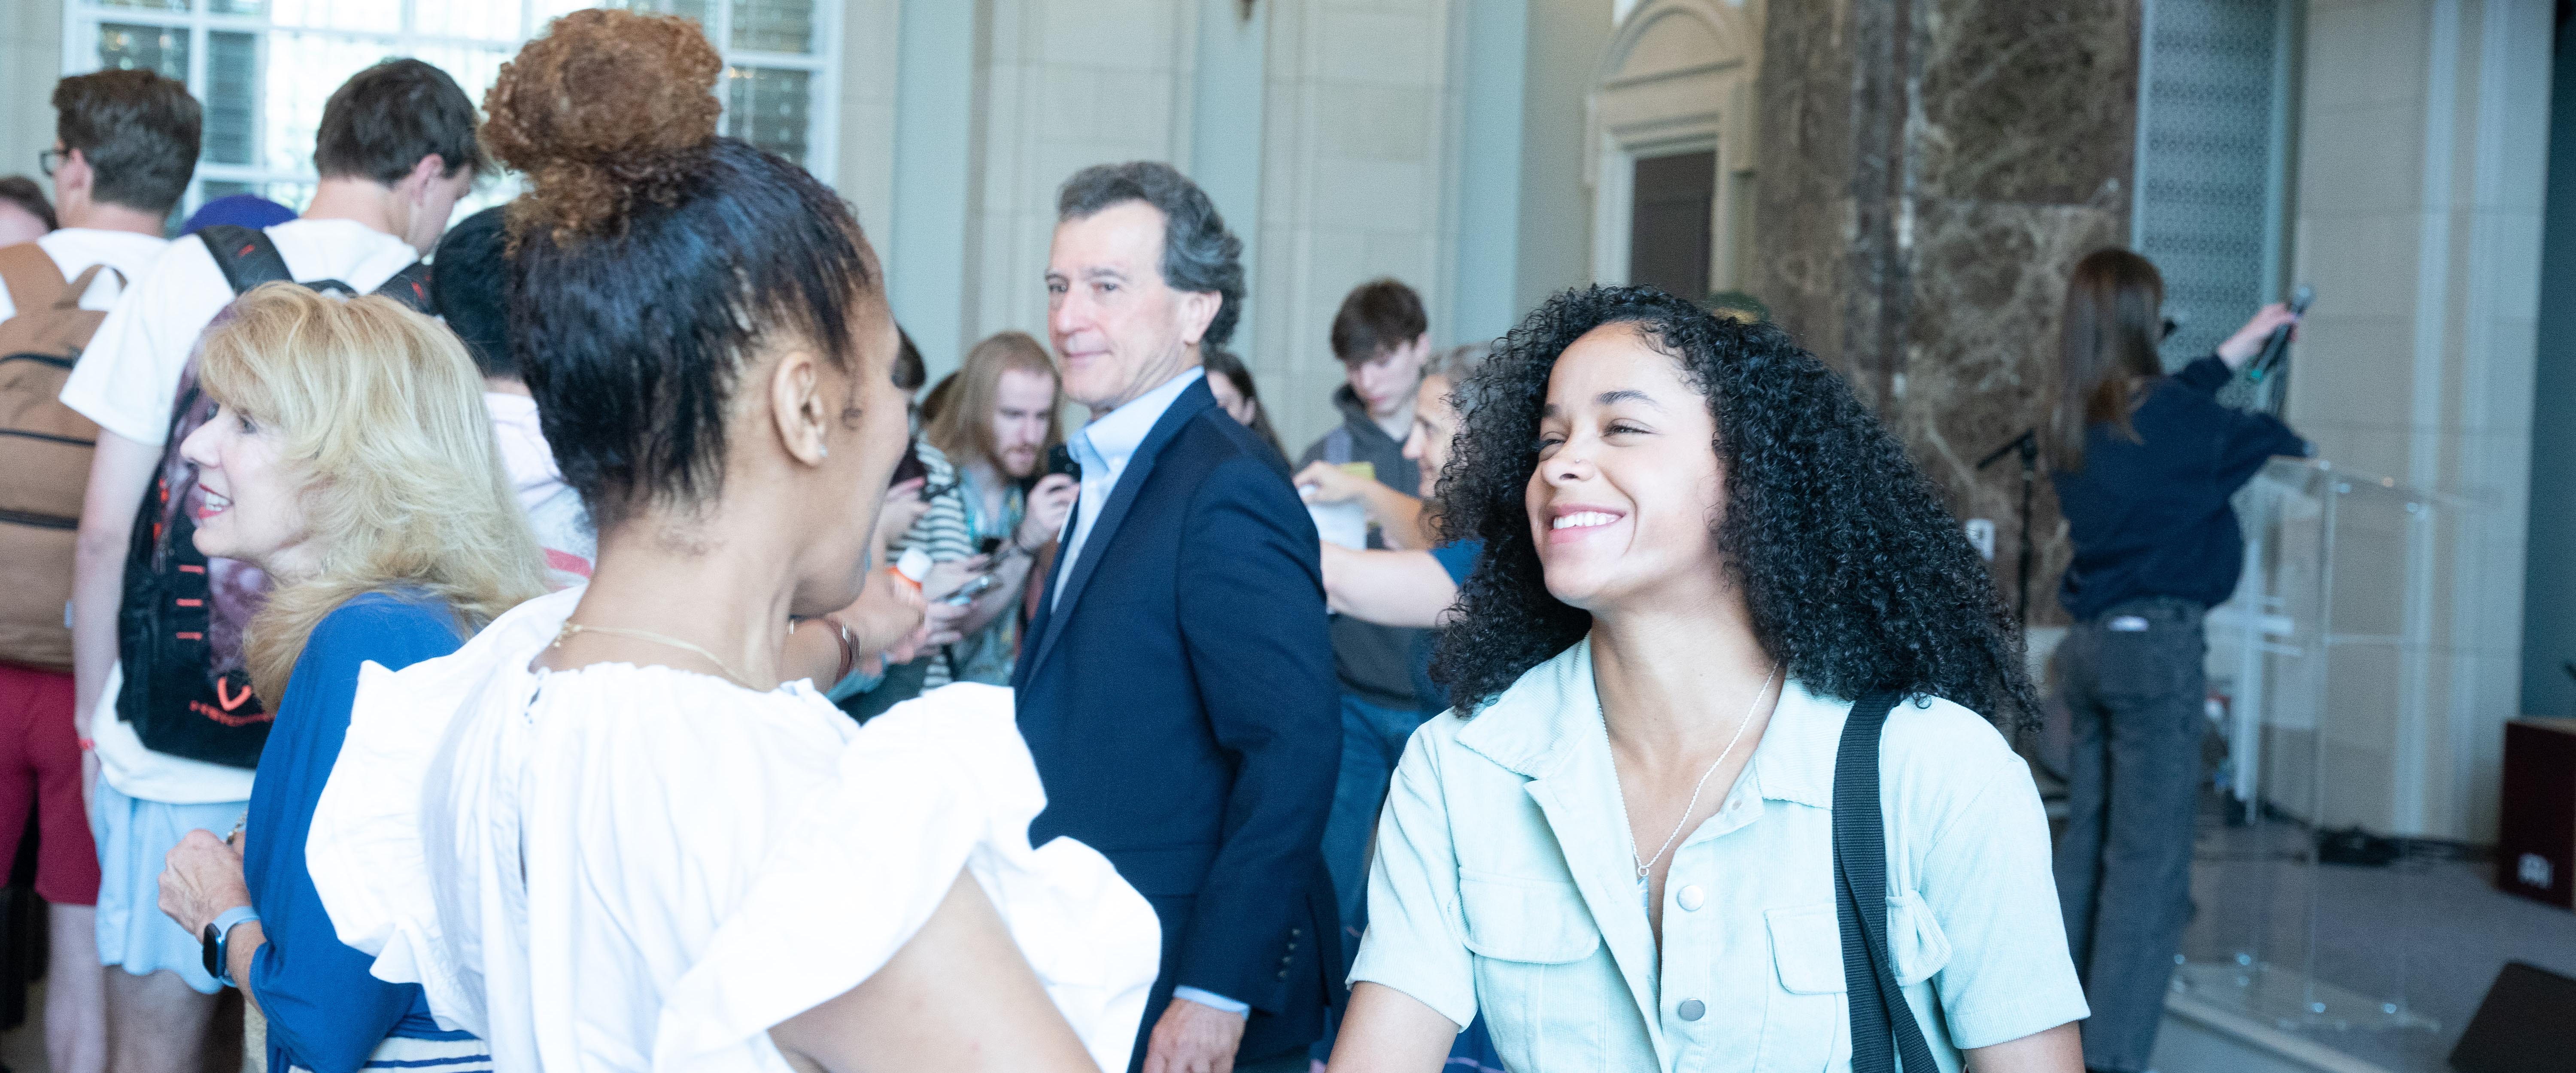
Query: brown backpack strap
0 243 73 315
57 264 118 312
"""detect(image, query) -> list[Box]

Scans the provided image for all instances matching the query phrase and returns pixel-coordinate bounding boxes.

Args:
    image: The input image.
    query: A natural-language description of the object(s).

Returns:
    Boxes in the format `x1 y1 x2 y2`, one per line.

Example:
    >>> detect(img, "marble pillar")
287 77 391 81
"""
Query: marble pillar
1755 0 2141 628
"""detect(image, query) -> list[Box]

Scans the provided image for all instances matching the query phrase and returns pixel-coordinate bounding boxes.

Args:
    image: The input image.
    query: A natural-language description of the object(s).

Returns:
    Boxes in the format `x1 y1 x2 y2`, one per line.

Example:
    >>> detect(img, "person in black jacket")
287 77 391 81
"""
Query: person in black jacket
2046 248 2308 1073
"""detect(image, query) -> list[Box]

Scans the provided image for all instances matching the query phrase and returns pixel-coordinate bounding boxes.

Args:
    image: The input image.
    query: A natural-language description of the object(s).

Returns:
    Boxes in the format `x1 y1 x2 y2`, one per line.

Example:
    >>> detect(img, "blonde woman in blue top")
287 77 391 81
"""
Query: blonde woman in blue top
1327 287 2088 1073
150 284 546 1073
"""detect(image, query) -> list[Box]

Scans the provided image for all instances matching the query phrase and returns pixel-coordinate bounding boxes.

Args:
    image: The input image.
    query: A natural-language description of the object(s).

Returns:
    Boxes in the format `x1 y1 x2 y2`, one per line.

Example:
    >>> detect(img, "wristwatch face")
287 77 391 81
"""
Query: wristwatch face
202 923 223 981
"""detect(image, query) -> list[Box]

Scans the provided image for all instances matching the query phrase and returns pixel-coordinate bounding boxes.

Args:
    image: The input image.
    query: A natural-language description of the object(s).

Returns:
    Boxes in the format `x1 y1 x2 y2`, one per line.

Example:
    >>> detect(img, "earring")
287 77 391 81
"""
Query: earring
820 446 830 459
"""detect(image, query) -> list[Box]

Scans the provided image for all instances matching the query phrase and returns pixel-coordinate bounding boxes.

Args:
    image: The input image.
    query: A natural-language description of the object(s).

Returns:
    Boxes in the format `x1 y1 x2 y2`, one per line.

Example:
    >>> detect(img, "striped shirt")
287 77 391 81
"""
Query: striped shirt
893 443 1024 688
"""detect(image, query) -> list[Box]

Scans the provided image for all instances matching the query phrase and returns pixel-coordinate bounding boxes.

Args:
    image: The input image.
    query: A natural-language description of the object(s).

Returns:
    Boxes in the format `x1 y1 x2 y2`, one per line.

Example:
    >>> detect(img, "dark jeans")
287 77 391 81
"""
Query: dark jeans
1321 694 1431 942
1312 695 1505 1072
2053 597 2207 1073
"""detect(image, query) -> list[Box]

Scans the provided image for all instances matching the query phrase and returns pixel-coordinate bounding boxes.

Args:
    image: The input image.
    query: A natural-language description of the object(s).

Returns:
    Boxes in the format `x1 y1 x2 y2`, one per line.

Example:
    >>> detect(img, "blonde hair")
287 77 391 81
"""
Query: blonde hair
198 283 549 701
924 330 1062 471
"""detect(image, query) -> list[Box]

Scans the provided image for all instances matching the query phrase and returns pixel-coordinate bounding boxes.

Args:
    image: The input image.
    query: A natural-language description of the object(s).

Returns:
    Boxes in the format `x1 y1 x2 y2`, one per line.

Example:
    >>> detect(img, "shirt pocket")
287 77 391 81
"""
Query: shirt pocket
1458 872 1604 1070
1760 898 1955 1072
1761 904 1847 1073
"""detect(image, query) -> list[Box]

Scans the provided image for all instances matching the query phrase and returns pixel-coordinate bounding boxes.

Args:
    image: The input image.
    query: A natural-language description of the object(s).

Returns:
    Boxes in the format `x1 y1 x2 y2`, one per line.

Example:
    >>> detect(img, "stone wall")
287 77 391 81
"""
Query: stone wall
1755 0 2142 627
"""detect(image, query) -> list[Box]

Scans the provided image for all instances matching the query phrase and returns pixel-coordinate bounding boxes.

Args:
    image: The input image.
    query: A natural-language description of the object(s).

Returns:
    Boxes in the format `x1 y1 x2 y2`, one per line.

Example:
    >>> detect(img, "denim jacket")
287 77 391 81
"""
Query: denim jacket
1351 637 2088 1072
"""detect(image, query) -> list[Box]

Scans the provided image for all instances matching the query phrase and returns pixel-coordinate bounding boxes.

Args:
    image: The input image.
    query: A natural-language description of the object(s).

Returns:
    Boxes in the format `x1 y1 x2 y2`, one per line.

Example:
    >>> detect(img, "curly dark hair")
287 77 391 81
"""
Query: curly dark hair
1431 285 2035 724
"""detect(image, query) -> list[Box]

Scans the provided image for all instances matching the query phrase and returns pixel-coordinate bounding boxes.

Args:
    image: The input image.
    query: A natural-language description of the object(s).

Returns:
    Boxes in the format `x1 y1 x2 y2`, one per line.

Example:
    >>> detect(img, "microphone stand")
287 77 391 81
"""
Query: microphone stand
1977 429 2040 628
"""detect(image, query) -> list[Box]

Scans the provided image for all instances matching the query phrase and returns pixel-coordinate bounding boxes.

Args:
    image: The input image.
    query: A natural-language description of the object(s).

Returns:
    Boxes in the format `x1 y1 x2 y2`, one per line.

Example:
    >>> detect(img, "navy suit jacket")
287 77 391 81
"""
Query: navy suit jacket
1015 377 1343 1065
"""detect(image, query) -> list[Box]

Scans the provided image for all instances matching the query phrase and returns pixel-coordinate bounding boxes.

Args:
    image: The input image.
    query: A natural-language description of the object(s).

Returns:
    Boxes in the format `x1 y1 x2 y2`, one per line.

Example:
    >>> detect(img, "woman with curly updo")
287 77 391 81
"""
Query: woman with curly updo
1325 287 2088 1073
298 10 1156 1073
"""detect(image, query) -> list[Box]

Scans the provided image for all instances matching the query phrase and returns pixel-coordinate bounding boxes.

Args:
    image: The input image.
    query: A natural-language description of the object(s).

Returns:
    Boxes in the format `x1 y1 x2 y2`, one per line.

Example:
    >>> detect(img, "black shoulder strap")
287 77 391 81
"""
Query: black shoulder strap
371 259 433 313
197 225 292 296
197 225 432 313
1835 690 1941 1073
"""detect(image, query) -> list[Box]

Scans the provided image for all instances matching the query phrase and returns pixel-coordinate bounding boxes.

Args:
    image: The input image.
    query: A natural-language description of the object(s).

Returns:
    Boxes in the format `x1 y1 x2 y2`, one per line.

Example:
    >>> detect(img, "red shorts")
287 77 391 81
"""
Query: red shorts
0 662 101 905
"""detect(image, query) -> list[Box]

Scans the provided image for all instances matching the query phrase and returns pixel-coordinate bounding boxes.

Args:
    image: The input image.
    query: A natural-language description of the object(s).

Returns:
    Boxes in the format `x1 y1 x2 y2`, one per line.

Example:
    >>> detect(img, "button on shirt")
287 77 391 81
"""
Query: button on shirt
1352 637 2088 1072
1051 366 1204 610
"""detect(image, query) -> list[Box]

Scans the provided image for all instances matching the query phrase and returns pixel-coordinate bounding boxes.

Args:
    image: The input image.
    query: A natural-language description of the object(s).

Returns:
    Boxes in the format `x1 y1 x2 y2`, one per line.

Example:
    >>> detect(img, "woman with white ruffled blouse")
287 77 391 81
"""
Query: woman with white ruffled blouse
300 11 1156 1072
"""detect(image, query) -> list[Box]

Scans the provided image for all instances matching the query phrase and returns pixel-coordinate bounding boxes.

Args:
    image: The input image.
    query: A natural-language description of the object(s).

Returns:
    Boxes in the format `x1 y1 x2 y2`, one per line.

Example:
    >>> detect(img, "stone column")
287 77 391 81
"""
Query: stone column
1755 0 2143 629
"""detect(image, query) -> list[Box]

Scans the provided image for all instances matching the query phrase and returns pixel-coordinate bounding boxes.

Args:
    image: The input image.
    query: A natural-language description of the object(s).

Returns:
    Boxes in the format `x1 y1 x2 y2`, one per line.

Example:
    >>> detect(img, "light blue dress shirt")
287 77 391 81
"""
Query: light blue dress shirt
1042 366 1247 1018
1353 637 2089 1071
1051 366 1204 611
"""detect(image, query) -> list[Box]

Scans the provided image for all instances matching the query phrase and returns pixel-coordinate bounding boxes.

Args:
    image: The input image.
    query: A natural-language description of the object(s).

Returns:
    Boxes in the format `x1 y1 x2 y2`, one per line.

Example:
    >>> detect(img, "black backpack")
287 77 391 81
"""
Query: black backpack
112 225 431 768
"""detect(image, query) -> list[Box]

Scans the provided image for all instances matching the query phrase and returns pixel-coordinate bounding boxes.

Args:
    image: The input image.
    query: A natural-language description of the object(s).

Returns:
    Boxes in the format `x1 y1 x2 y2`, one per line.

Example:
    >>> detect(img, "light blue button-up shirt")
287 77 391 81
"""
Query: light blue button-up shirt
1052 367 1205 612
1352 637 2088 1072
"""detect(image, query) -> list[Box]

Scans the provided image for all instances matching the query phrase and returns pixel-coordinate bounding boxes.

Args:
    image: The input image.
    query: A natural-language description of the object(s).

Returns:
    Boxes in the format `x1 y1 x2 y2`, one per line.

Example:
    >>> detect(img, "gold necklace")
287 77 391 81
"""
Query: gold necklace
553 621 755 688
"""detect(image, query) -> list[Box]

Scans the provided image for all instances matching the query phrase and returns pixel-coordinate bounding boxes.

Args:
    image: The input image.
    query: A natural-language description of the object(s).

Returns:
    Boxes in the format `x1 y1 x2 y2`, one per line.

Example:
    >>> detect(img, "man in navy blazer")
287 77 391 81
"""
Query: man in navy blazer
1015 162 1341 1073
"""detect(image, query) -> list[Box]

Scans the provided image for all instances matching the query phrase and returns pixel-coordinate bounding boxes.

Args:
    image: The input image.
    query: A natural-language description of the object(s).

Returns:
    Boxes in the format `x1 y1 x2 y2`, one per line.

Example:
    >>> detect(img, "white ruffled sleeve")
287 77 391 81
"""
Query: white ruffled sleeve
306 587 578 1041
651 684 1160 1073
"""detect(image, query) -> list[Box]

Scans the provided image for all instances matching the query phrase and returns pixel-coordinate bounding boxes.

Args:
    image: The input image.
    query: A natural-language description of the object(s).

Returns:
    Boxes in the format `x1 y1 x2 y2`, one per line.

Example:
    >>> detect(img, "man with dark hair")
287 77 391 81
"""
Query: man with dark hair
0 68 199 1073
1286 277 1437 1060
50 68 204 221
1016 161 1340 1073
0 176 56 244
56 57 477 1073
313 58 485 188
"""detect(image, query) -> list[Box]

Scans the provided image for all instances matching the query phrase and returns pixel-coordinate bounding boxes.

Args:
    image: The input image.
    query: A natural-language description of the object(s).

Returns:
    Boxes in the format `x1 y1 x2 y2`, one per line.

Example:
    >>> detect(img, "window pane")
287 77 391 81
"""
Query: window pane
86 0 190 12
416 0 527 43
204 31 258 164
97 22 190 80
258 32 397 173
731 0 813 54
207 0 267 14
260 181 316 212
537 0 712 34
725 65 809 165
264 0 402 34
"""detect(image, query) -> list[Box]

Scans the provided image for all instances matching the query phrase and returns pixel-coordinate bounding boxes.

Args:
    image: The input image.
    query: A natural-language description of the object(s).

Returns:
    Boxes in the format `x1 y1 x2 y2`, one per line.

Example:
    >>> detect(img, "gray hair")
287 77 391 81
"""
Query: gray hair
1422 341 1488 384
1057 161 1245 349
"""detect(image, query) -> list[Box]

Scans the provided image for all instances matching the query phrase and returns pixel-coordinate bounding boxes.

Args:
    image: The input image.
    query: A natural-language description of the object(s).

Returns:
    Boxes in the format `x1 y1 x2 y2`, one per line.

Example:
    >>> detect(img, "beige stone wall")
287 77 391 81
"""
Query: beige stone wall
2284 0 2550 840
1247 0 1459 452
963 0 1193 364
948 0 1464 454
834 0 900 240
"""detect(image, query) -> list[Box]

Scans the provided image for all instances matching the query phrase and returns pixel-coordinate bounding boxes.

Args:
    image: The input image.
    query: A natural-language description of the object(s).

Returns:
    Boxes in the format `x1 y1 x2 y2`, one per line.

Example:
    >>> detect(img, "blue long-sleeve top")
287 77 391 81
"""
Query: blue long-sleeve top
244 591 480 1073
2050 355 2310 622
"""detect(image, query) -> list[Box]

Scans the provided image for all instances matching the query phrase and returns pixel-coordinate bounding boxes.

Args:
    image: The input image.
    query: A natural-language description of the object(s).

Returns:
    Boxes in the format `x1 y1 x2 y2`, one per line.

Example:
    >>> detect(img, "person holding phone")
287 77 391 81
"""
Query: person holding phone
899 331 1078 687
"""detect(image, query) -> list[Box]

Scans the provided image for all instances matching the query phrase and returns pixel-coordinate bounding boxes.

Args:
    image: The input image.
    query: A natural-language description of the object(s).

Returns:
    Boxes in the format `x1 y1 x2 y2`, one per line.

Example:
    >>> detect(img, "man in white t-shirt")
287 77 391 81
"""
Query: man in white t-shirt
57 58 481 1073
0 67 197 1073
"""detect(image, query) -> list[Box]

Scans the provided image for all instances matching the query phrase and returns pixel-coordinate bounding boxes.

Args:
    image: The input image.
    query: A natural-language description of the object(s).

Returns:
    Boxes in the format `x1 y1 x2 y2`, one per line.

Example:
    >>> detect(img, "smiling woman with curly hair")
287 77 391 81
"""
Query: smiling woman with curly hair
1325 286 2088 1073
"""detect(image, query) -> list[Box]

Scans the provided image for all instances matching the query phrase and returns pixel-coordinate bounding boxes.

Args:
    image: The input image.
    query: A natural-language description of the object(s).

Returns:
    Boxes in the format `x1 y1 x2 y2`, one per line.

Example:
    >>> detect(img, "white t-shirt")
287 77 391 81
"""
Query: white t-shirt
60 217 419 804
483 391 595 587
0 228 168 322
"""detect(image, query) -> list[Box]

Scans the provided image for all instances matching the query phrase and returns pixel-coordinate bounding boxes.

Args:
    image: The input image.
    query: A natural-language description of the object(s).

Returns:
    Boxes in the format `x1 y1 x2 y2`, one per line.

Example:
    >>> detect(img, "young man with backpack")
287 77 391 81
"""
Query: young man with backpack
56 57 478 1073
0 67 199 1073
